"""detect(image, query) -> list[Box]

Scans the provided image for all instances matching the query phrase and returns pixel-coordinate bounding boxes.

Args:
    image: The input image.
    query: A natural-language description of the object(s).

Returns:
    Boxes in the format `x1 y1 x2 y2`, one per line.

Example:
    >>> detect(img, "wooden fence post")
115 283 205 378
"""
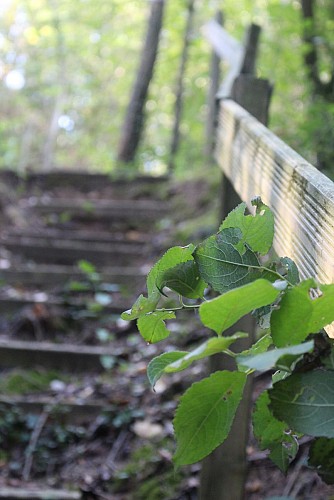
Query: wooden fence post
199 21 272 500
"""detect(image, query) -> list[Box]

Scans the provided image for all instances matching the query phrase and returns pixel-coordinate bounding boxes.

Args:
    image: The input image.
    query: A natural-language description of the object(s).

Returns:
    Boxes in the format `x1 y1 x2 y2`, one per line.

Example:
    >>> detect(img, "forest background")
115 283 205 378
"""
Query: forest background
0 0 333 177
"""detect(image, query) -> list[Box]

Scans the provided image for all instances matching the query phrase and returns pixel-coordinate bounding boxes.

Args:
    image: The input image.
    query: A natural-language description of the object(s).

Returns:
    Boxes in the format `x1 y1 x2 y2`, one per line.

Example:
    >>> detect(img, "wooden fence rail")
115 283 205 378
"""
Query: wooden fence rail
215 99 334 337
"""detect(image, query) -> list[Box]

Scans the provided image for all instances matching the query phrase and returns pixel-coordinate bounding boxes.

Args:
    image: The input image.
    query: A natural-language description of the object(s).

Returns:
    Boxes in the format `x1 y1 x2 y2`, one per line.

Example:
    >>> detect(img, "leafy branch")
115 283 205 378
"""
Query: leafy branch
122 197 334 480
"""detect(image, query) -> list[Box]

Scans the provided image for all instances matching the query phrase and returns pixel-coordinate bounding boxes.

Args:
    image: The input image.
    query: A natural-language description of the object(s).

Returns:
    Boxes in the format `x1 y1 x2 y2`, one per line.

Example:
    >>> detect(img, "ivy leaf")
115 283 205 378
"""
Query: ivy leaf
173 371 246 465
121 294 158 320
279 257 300 285
164 334 248 374
309 438 334 484
194 228 262 294
147 245 195 299
271 279 334 347
199 279 280 335
137 311 176 344
220 199 274 255
147 351 187 389
157 260 207 299
237 340 314 372
253 391 298 472
269 370 334 437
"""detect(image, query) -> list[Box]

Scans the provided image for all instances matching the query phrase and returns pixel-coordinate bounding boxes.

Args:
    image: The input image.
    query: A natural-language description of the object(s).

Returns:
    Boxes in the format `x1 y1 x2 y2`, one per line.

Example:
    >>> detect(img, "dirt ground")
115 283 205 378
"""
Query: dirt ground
0 172 334 499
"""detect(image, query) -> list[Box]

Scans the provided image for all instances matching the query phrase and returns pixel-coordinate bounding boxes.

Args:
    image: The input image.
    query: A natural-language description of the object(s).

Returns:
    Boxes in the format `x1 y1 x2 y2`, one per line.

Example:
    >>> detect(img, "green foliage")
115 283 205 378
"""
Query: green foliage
123 198 334 483
199 279 280 335
173 371 246 466
253 391 298 472
269 371 334 438
309 438 334 484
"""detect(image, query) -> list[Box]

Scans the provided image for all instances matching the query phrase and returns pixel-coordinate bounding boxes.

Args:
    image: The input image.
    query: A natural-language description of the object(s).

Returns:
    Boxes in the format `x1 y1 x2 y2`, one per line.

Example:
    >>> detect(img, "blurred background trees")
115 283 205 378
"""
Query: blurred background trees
0 0 333 177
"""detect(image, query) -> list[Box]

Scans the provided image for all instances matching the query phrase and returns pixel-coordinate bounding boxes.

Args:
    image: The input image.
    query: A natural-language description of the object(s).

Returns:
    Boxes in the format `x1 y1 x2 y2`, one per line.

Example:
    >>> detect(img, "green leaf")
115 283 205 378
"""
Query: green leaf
309 438 334 484
121 294 157 320
238 334 272 372
271 279 334 347
322 347 334 371
147 245 195 298
164 334 248 373
253 391 298 472
147 351 187 389
194 228 262 294
220 199 274 255
200 279 280 335
137 310 176 344
158 260 207 299
280 257 300 285
237 340 314 372
173 371 246 465
269 370 334 437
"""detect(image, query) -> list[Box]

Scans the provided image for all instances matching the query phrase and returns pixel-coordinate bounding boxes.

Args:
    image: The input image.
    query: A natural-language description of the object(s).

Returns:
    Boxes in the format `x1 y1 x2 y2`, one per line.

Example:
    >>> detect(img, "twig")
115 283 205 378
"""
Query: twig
283 449 308 497
105 429 129 471
22 408 50 481
22 397 61 481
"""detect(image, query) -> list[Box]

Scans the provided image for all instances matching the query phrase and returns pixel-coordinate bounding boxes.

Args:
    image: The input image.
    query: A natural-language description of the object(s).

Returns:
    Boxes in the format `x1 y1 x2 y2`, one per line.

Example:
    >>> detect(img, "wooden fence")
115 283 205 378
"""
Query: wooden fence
200 14 334 500
204 15 334 338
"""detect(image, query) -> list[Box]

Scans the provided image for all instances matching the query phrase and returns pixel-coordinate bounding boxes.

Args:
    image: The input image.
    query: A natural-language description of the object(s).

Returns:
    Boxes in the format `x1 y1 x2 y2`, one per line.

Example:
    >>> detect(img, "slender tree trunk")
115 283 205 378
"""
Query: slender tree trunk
117 0 165 163
42 0 67 171
204 10 222 163
168 0 195 171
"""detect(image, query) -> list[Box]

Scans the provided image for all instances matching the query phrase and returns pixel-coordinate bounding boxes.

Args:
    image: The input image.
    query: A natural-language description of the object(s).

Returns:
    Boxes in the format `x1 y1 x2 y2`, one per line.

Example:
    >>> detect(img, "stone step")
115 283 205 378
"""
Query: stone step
0 486 81 499
0 338 126 372
1 236 148 265
0 263 147 288
24 198 169 223
23 170 168 193
0 296 128 316
0 395 115 422
3 227 149 245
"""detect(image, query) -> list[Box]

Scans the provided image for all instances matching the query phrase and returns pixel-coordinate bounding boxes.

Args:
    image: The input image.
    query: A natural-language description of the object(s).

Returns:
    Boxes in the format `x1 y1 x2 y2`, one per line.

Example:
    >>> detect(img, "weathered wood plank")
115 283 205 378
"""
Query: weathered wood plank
215 99 334 336
201 19 242 65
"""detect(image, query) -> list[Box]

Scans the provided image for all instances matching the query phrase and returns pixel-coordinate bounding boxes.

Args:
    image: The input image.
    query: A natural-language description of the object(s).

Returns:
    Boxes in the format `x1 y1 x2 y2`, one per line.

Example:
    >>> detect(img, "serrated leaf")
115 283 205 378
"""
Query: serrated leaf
164 334 247 373
173 371 246 465
148 245 195 298
194 228 262 294
237 341 314 372
280 257 300 285
121 294 157 320
253 391 298 472
147 351 187 388
269 370 334 437
309 438 334 484
200 279 280 335
271 279 334 347
220 200 274 255
137 310 176 344
158 260 207 299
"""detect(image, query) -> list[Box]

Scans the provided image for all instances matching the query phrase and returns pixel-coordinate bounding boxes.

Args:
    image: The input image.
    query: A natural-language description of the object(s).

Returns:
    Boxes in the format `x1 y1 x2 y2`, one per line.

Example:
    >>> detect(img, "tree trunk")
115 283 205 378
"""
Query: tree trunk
117 0 165 163
204 10 222 163
168 0 195 171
